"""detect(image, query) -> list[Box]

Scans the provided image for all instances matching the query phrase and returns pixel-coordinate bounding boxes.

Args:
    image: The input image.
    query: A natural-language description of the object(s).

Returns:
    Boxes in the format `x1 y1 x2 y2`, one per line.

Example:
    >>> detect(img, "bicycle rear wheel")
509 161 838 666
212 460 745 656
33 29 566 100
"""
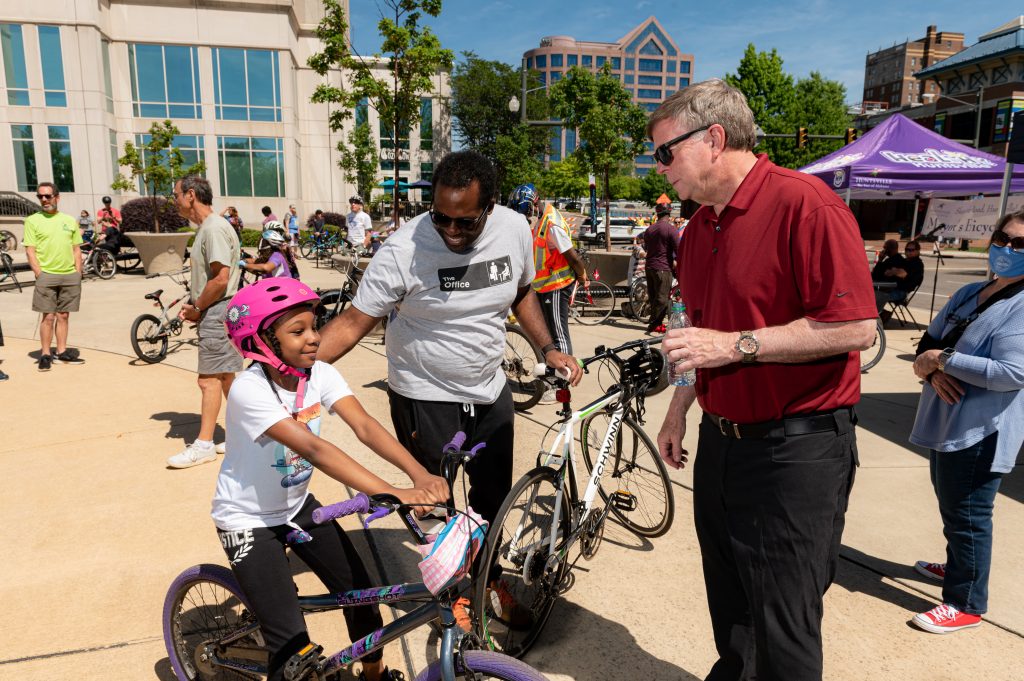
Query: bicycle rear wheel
476 466 571 659
94 249 117 279
131 313 169 363
300 240 316 260
860 318 886 373
569 280 614 325
414 650 549 681
580 413 674 538
0 229 16 252
120 247 141 271
0 252 13 282
163 563 267 681
628 278 651 323
504 324 544 412
314 289 351 330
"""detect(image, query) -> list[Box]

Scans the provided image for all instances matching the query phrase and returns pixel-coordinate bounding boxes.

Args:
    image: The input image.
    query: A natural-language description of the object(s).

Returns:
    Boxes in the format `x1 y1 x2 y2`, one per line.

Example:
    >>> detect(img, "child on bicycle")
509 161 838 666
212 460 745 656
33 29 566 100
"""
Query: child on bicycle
216 277 448 681
240 229 300 279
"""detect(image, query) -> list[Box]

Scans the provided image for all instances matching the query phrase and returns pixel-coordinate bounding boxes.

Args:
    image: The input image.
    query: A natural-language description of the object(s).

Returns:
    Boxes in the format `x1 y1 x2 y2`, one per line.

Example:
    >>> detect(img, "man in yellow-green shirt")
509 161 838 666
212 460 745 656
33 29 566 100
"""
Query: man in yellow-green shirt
23 182 85 372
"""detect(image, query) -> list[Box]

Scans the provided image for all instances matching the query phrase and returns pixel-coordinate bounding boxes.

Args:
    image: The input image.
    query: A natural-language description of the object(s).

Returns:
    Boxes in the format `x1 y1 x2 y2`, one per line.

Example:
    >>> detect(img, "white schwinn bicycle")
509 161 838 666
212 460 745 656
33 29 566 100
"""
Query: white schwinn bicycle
474 338 674 658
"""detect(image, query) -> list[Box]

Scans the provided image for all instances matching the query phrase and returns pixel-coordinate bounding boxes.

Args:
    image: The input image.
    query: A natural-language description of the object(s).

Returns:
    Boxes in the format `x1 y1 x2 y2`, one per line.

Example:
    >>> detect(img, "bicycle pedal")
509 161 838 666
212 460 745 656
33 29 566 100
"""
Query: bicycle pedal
283 642 323 680
610 490 637 512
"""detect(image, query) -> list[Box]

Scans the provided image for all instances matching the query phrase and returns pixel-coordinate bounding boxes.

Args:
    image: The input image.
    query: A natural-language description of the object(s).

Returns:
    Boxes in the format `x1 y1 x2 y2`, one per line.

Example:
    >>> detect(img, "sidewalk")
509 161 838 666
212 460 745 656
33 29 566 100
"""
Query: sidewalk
0 264 1021 680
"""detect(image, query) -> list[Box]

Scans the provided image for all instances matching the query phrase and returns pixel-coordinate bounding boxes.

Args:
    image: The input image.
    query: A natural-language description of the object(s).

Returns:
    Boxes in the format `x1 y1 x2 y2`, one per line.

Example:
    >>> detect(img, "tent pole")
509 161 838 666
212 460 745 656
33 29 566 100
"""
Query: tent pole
844 187 851 205
910 199 920 241
998 163 1014 219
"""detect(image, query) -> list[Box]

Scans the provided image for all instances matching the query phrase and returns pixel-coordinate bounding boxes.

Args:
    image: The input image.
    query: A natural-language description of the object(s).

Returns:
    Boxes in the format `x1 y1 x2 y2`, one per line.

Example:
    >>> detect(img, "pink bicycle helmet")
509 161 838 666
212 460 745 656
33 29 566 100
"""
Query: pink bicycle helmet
225 278 320 378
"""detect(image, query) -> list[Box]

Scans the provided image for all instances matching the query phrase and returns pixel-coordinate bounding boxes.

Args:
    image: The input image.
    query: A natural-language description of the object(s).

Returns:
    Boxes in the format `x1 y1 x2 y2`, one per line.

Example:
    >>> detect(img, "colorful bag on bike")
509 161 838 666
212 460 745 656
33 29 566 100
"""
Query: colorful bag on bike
416 507 487 595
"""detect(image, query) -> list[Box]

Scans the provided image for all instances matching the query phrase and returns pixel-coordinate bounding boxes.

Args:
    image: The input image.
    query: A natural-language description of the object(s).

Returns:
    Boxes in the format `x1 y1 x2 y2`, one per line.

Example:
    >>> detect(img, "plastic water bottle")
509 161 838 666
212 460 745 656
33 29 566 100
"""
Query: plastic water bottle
666 302 696 387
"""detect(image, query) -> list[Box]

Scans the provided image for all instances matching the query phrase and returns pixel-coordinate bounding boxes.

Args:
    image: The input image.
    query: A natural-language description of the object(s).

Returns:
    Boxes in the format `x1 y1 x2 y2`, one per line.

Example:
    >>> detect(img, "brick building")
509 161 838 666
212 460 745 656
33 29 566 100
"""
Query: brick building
862 25 964 111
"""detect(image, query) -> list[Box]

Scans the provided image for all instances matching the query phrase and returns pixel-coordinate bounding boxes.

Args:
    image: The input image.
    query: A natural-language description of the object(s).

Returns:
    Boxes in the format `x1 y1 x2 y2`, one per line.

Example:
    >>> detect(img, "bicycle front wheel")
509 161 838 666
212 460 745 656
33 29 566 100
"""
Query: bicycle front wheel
131 313 169 363
414 650 549 681
627 278 651 323
300 240 316 260
860 318 886 373
120 247 141 271
314 289 351 330
476 466 571 659
504 324 544 412
0 229 16 252
580 413 674 538
163 563 266 681
569 280 615 325
94 249 117 279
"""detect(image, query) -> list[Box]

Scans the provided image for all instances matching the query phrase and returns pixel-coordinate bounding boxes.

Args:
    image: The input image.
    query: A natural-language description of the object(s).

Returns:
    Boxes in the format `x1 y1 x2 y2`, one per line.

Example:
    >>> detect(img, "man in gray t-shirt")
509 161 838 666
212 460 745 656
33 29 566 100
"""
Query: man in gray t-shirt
318 151 581 530
167 175 243 469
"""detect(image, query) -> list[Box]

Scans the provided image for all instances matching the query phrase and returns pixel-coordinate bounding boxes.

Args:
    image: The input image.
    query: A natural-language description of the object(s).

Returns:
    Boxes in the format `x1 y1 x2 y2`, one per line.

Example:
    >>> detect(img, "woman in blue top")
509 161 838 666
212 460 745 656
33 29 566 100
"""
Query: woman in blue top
909 210 1024 634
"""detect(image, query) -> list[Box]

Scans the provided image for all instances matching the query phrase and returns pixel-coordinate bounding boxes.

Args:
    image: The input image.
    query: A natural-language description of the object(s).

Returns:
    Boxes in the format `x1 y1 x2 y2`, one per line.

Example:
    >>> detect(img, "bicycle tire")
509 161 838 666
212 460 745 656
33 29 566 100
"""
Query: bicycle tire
504 324 544 412
94 249 117 279
627 278 651 323
476 466 571 659
163 563 266 681
314 289 351 330
0 252 12 282
580 413 674 538
0 229 16 252
130 313 169 363
569 279 614 325
860 318 886 373
300 240 316 260
120 247 141 271
414 650 549 681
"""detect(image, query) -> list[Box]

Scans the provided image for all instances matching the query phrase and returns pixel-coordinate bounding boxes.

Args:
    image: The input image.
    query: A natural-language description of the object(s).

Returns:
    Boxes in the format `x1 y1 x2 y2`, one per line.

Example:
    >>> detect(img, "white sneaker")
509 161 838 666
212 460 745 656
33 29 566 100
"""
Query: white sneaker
167 443 217 469
215 442 226 455
539 389 558 405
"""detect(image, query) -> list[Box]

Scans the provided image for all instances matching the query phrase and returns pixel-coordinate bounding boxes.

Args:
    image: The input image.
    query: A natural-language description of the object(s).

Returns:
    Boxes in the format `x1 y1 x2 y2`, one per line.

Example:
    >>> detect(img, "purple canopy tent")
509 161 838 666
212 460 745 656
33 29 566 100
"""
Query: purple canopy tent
799 113 1024 200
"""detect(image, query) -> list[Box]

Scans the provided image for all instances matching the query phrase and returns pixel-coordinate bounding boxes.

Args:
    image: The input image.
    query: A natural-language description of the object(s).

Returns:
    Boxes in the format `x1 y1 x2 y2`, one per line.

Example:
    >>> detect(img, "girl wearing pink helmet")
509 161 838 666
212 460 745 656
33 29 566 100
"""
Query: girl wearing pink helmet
213 277 447 681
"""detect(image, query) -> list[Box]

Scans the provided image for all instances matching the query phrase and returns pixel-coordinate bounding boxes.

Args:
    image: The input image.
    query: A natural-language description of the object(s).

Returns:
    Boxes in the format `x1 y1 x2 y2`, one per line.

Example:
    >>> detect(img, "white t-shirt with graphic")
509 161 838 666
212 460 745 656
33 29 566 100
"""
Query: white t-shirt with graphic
211 361 354 531
352 205 535 404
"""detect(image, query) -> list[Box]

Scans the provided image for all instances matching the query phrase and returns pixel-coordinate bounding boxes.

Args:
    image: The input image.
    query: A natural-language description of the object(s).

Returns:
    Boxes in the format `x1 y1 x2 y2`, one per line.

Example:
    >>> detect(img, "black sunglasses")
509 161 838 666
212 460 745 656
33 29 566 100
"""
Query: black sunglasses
429 204 490 231
992 229 1024 251
36 193 54 199
653 125 711 165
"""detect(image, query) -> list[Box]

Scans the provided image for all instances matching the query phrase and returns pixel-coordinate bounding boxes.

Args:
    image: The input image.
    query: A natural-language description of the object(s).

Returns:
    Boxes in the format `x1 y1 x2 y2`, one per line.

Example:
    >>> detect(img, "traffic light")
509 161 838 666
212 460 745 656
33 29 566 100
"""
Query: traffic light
796 127 808 149
845 128 857 145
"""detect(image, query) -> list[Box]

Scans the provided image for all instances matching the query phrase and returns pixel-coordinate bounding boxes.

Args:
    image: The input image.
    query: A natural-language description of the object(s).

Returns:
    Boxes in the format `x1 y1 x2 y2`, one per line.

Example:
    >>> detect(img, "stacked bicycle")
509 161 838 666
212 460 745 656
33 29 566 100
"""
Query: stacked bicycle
163 432 550 681
473 339 674 657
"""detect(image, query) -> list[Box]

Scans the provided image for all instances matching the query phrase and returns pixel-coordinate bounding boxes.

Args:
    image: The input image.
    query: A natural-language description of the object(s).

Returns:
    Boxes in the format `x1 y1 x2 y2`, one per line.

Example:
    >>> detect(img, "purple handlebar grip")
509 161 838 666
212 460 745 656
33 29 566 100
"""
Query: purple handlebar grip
312 494 371 524
442 431 467 455
467 442 486 459
363 506 393 529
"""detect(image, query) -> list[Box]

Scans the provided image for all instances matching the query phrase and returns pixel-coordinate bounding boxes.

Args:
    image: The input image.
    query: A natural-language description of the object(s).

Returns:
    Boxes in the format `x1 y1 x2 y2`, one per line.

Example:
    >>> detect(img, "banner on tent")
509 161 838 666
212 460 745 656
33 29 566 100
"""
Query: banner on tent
923 196 1024 239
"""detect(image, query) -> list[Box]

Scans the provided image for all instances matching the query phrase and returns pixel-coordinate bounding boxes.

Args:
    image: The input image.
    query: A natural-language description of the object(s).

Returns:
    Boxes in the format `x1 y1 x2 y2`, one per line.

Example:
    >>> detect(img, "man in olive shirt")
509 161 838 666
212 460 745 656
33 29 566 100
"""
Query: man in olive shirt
24 182 85 371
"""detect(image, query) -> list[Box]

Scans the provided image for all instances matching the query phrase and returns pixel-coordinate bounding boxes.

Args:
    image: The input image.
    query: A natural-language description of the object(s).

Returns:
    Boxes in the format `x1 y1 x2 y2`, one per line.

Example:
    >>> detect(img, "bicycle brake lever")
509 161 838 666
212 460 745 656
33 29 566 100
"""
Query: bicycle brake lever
363 506 392 529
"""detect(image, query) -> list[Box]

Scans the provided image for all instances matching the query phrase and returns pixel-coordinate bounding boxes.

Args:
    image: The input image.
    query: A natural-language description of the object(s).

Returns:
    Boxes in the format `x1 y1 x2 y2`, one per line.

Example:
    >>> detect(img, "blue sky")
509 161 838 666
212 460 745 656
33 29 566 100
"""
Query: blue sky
349 0 1010 104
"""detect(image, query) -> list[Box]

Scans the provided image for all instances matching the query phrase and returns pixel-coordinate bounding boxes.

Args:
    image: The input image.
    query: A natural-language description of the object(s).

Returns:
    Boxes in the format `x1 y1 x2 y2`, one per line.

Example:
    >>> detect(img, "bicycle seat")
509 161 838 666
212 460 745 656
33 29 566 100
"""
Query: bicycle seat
145 289 164 301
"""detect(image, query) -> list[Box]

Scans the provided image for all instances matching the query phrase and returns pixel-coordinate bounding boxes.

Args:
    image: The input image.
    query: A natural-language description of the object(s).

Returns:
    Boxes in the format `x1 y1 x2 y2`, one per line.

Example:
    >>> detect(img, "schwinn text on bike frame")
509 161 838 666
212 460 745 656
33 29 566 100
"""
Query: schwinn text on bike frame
585 409 624 504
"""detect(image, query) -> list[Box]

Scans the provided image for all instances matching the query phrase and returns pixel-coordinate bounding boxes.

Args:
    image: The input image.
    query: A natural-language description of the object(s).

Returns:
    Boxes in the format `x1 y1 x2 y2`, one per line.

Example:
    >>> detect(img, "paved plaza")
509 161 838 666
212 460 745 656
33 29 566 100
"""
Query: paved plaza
1 255 1022 680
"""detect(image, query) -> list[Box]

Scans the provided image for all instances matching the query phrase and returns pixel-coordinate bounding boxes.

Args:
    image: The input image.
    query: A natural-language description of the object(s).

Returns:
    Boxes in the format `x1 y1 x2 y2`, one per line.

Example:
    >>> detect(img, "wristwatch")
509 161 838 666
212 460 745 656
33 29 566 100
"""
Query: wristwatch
736 331 760 364
938 348 955 372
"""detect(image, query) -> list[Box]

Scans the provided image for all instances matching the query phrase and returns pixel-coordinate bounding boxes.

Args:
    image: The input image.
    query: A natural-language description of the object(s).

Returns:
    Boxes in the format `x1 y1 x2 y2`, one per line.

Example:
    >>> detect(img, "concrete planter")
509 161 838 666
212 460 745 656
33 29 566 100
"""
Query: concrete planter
130 232 193 275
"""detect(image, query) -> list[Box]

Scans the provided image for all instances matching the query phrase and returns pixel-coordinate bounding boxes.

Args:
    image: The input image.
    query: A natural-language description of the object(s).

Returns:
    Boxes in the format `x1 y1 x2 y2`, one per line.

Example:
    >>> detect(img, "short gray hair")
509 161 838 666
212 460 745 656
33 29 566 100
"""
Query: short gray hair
178 174 213 206
647 79 757 152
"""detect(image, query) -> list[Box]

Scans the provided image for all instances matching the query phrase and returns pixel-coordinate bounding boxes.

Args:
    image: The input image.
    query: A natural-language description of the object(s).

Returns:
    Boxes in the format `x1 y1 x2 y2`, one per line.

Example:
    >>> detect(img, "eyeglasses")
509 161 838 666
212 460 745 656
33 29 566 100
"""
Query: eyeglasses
429 205 490 231
36 193 54 200
653 125 711 166
992 229 1024 251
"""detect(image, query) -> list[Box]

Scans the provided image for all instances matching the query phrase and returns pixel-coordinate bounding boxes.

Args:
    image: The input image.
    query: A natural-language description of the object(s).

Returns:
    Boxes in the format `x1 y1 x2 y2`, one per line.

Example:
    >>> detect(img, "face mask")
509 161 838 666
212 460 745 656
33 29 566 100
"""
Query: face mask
989 245 1024 278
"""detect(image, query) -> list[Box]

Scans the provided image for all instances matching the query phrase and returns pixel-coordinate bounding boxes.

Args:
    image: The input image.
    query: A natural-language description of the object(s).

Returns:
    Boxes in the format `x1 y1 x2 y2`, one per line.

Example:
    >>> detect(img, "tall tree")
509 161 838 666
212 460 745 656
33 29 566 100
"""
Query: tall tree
308 0 453 221
637 170 678 206
450 53 549 192
790 72 850 168
538 156 589 200
549 64 647 250
111 120 205 232
494 126 544 199
338 122 379 201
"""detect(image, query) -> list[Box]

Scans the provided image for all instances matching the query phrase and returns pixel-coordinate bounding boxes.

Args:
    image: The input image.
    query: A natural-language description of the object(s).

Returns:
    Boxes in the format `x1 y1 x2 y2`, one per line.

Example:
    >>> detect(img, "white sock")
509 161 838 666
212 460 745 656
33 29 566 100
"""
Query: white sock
193 439 214 450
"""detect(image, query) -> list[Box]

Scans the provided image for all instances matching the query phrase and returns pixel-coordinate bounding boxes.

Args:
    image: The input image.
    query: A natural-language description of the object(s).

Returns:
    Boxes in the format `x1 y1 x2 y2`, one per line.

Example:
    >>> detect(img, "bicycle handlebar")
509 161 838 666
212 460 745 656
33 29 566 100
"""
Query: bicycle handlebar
312 494 373 524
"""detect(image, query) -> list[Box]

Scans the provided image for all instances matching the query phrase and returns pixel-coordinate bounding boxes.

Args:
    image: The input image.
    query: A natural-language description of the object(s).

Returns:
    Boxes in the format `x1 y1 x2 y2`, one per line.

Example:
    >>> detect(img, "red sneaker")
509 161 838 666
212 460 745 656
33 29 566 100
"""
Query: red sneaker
913 560 945 582
654 324 667 333
912 603 981 634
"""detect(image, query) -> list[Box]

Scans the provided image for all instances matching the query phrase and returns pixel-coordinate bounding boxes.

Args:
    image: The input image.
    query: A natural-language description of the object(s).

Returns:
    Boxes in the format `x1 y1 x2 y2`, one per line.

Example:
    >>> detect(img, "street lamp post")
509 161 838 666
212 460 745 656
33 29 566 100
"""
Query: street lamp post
507 57 563 127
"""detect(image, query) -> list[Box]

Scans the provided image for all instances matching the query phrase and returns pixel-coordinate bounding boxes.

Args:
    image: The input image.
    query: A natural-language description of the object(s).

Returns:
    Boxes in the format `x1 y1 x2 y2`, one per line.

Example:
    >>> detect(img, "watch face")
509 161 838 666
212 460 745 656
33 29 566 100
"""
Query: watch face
738 336 758 354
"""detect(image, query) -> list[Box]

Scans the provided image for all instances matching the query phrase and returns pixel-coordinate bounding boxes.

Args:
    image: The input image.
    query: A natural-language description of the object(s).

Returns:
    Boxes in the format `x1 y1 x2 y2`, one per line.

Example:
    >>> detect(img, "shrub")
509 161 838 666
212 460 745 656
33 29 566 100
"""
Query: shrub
120 197 189 233
322 211 347 230
240 228 264 248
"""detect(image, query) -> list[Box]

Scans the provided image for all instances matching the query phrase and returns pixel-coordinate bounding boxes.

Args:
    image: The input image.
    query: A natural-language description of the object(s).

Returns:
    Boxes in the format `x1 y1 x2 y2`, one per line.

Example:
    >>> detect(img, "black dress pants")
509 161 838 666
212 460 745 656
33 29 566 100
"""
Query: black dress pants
693 412 858 681
645 268 674 331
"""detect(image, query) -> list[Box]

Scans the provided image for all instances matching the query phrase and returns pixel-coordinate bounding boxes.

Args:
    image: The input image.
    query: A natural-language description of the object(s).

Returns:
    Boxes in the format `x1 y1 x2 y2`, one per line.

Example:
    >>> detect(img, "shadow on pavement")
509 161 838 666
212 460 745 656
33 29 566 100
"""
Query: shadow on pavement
153 657 175 681
837 546 939 613
151 411 225 445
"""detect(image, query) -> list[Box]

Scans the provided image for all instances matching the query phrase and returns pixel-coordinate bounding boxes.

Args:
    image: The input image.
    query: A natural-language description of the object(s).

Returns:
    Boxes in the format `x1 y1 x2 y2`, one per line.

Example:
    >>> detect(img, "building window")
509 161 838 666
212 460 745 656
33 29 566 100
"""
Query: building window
549 128 561 162
419 162 433 200
636 155 654 164
213 48 280 122
48 125 74 193
535 54 547 68
567 55 577 66
129 44 201 118
582 55 592 67
109 130 119 183
217 136 284 197
639 40 663 55
666 76 676 87
611 57 621 69
624 74 634 84
381 159 410 171
38 26 67 107
526 57 533 70
11 124 36 190
637 88 661 99
551 54 563 68
133 133 204 195
538 72 546 86
355 97 369 127
420 98 433 150
101 40 114 114
642 102 660 112
638 75 662 86
596 56 606 67
680 61 690 74
1 24 29 105
639 59 662 72
380 116 410 150
679 78 689 87
566 128 576 153
551 71 562 82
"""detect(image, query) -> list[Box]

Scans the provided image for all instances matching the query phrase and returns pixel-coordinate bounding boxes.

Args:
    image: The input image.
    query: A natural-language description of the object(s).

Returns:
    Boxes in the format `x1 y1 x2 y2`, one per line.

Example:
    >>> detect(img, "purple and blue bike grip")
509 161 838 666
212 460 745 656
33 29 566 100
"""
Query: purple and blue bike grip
313 494 372 524
442 431 467 455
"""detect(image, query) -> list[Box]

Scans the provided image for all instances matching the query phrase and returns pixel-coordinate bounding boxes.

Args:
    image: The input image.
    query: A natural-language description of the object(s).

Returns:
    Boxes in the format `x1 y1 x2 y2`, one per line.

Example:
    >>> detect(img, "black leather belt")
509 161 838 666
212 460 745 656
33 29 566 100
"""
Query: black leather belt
704 408 855 439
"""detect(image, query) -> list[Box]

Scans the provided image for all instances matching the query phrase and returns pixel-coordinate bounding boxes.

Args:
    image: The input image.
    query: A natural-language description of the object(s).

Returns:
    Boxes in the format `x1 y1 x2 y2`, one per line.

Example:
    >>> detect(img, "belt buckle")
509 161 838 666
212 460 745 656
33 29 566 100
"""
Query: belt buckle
718 417 742 439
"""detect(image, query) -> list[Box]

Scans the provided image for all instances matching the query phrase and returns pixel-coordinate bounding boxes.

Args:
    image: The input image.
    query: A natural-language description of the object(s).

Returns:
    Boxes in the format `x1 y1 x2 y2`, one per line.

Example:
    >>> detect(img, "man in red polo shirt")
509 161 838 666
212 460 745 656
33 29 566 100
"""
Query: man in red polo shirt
650 80 876 681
